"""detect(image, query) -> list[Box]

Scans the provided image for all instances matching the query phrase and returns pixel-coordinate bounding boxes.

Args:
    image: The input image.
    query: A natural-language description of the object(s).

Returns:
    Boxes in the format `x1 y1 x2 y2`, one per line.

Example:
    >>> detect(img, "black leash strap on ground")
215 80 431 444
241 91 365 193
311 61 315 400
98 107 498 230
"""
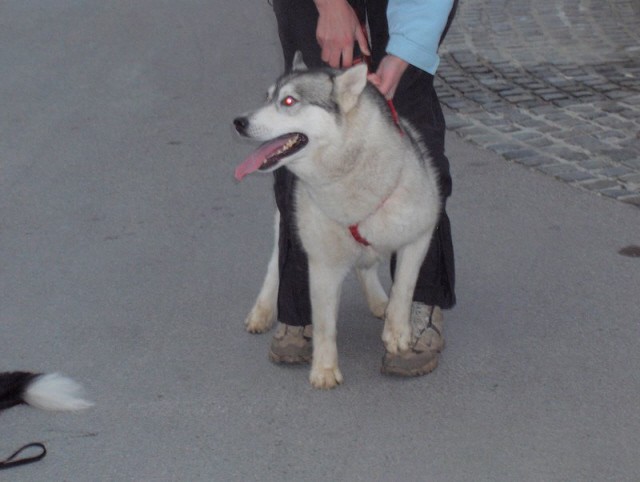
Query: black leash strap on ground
0 443 47 470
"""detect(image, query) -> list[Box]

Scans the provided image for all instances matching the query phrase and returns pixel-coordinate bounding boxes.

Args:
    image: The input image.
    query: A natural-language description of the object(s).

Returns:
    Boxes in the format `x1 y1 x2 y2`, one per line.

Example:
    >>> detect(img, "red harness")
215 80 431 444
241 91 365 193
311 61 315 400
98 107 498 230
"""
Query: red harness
348 224 371 247
348 40 404 247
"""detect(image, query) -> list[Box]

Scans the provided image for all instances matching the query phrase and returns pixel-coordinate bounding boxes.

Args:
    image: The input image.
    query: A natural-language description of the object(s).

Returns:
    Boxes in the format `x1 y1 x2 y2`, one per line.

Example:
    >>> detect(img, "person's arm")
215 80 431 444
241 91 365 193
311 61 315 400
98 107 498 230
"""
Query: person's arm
314 0 370 68
369 0 454 99
385 0 454 75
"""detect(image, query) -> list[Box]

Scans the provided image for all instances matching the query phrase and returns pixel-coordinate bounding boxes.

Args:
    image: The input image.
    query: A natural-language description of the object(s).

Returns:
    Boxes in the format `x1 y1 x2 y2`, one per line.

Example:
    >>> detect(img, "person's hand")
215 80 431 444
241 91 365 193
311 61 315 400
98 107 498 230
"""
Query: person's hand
367 54 409 99
314 0 370 68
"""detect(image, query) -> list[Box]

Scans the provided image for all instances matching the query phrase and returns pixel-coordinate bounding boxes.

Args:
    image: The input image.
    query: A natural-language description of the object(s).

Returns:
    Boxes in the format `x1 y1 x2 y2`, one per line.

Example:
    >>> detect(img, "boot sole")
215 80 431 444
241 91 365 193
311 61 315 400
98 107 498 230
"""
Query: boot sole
380 353 439 377
268 350 311 365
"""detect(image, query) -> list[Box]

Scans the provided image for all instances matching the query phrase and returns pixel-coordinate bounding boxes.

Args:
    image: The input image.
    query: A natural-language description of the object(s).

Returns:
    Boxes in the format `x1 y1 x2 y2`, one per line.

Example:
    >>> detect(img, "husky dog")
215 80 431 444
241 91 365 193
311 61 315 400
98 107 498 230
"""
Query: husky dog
0 371 93 412
233 53 441 389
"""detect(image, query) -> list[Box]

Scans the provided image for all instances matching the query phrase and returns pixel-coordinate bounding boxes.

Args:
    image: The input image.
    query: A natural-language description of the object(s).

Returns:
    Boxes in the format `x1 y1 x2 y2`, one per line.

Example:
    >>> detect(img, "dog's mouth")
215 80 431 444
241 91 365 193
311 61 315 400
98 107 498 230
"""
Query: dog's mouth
235 133 308 181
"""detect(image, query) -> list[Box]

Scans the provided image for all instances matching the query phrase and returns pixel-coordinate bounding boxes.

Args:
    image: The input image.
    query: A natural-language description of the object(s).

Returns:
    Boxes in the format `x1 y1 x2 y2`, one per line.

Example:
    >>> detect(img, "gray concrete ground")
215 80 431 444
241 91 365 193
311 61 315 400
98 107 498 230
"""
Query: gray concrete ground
1 1 639 481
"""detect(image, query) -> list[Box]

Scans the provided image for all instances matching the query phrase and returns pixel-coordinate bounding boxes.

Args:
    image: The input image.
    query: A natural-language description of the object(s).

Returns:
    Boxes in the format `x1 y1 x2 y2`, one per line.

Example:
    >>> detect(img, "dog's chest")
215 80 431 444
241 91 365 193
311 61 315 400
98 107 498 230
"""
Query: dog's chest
300 170 398 225
295 182 394 252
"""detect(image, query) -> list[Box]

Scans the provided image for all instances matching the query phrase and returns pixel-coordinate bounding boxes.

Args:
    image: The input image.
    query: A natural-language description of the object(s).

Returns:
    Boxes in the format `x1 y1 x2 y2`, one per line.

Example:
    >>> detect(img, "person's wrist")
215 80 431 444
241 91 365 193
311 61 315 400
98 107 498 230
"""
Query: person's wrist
387 54 409 70
314 0 347 10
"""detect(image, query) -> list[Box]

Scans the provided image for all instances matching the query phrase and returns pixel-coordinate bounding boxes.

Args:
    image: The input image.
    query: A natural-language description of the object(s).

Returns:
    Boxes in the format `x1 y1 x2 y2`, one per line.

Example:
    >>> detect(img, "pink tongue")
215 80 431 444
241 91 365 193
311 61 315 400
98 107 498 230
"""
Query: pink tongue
235 137 291 181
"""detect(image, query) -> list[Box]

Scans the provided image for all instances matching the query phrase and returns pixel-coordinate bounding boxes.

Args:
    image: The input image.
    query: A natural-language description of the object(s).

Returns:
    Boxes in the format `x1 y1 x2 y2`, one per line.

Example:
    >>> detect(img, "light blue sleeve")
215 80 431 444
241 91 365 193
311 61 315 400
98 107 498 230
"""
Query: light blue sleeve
385 0 455 75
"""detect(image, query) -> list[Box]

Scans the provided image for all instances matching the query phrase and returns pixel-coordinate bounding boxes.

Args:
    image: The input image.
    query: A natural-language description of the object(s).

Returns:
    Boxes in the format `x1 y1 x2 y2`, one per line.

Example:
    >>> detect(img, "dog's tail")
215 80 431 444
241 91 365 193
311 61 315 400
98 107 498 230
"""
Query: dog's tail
0 372 93 412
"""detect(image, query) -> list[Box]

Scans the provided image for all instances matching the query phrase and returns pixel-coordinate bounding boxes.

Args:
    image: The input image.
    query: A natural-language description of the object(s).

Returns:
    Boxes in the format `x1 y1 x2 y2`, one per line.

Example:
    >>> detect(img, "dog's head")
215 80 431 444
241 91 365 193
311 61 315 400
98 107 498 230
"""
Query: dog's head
233 52 369 181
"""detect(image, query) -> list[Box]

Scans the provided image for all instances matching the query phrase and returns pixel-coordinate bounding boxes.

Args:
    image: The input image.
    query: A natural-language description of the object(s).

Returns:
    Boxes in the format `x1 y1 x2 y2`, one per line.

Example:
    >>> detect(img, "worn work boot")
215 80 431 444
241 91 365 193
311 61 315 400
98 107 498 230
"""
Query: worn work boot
268 322 313 364
381 303 444 377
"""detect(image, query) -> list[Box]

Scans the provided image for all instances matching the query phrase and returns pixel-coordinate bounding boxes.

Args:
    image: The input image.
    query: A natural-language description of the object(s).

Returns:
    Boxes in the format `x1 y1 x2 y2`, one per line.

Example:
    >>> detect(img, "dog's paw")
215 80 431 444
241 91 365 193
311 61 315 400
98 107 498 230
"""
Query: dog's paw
244 301 276 334
309 365 343 389
382 324 411 354
369 299 388 319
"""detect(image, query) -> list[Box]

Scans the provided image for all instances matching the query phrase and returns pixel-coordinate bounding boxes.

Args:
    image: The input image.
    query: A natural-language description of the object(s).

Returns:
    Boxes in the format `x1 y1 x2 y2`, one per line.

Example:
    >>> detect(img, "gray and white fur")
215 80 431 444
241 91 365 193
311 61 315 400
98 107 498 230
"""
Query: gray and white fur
0 371 93 411
234 53 441 388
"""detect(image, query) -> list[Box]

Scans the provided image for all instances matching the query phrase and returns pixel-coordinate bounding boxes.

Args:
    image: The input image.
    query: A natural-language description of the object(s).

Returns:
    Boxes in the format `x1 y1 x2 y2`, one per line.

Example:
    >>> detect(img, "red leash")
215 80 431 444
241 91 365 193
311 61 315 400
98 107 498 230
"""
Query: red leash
354 22 404 135
386 99 403 134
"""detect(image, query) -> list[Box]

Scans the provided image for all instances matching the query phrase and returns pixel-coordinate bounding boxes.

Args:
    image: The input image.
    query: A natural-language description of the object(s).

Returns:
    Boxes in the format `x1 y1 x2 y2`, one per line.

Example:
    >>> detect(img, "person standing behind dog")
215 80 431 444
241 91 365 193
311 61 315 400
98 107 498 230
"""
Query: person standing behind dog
269 0 457 376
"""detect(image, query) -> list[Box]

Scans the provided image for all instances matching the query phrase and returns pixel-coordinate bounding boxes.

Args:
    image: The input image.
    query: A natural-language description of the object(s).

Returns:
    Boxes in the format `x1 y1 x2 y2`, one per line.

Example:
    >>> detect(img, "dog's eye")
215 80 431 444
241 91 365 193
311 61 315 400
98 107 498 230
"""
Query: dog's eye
281 96 298 107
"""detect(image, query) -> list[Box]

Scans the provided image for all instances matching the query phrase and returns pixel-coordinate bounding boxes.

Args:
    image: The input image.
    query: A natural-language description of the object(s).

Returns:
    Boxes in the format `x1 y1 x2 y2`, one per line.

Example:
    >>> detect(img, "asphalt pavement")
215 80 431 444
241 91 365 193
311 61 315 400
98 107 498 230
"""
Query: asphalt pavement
1 1 639 481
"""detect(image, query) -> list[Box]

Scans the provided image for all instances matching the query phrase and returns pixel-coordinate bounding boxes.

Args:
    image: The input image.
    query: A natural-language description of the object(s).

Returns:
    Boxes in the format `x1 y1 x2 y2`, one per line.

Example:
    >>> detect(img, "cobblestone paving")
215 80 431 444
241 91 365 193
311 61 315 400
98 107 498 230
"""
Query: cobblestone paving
437 0 640 207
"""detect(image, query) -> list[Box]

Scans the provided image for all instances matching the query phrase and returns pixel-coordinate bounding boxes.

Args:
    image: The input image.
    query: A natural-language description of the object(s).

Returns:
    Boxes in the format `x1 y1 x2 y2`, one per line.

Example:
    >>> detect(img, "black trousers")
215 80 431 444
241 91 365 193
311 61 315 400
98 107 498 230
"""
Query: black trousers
272 0 456 327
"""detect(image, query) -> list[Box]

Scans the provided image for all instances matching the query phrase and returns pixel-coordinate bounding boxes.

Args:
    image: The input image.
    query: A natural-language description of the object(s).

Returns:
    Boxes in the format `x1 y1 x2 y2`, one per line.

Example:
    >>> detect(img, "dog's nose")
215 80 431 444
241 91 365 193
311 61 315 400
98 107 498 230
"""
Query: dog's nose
233 116 249 134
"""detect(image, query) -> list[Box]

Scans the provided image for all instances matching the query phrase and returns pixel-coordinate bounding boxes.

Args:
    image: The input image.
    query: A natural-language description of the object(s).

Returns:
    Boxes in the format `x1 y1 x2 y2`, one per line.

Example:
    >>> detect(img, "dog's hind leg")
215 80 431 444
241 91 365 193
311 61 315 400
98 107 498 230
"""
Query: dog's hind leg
356 264 388 319
382 234 432 354
245 211 280 333
308 262 349 389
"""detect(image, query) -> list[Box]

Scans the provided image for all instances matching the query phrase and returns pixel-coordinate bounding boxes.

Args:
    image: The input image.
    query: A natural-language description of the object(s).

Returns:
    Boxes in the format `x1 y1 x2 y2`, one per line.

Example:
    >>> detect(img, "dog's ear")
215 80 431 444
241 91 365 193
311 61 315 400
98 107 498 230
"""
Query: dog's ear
333 63 368 113
292 51 308 71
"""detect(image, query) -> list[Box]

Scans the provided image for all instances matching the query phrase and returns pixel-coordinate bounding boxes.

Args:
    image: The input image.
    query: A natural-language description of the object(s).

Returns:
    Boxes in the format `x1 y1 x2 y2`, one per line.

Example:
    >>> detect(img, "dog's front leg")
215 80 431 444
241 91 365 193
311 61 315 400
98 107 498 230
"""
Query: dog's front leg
382 235 431 354
245 211 280 333
308 262 348 389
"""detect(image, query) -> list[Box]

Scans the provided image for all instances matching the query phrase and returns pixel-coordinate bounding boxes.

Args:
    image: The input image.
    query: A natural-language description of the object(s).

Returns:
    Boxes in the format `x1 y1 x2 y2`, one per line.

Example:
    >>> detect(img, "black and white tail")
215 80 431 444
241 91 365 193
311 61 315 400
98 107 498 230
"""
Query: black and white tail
0 372 93 412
